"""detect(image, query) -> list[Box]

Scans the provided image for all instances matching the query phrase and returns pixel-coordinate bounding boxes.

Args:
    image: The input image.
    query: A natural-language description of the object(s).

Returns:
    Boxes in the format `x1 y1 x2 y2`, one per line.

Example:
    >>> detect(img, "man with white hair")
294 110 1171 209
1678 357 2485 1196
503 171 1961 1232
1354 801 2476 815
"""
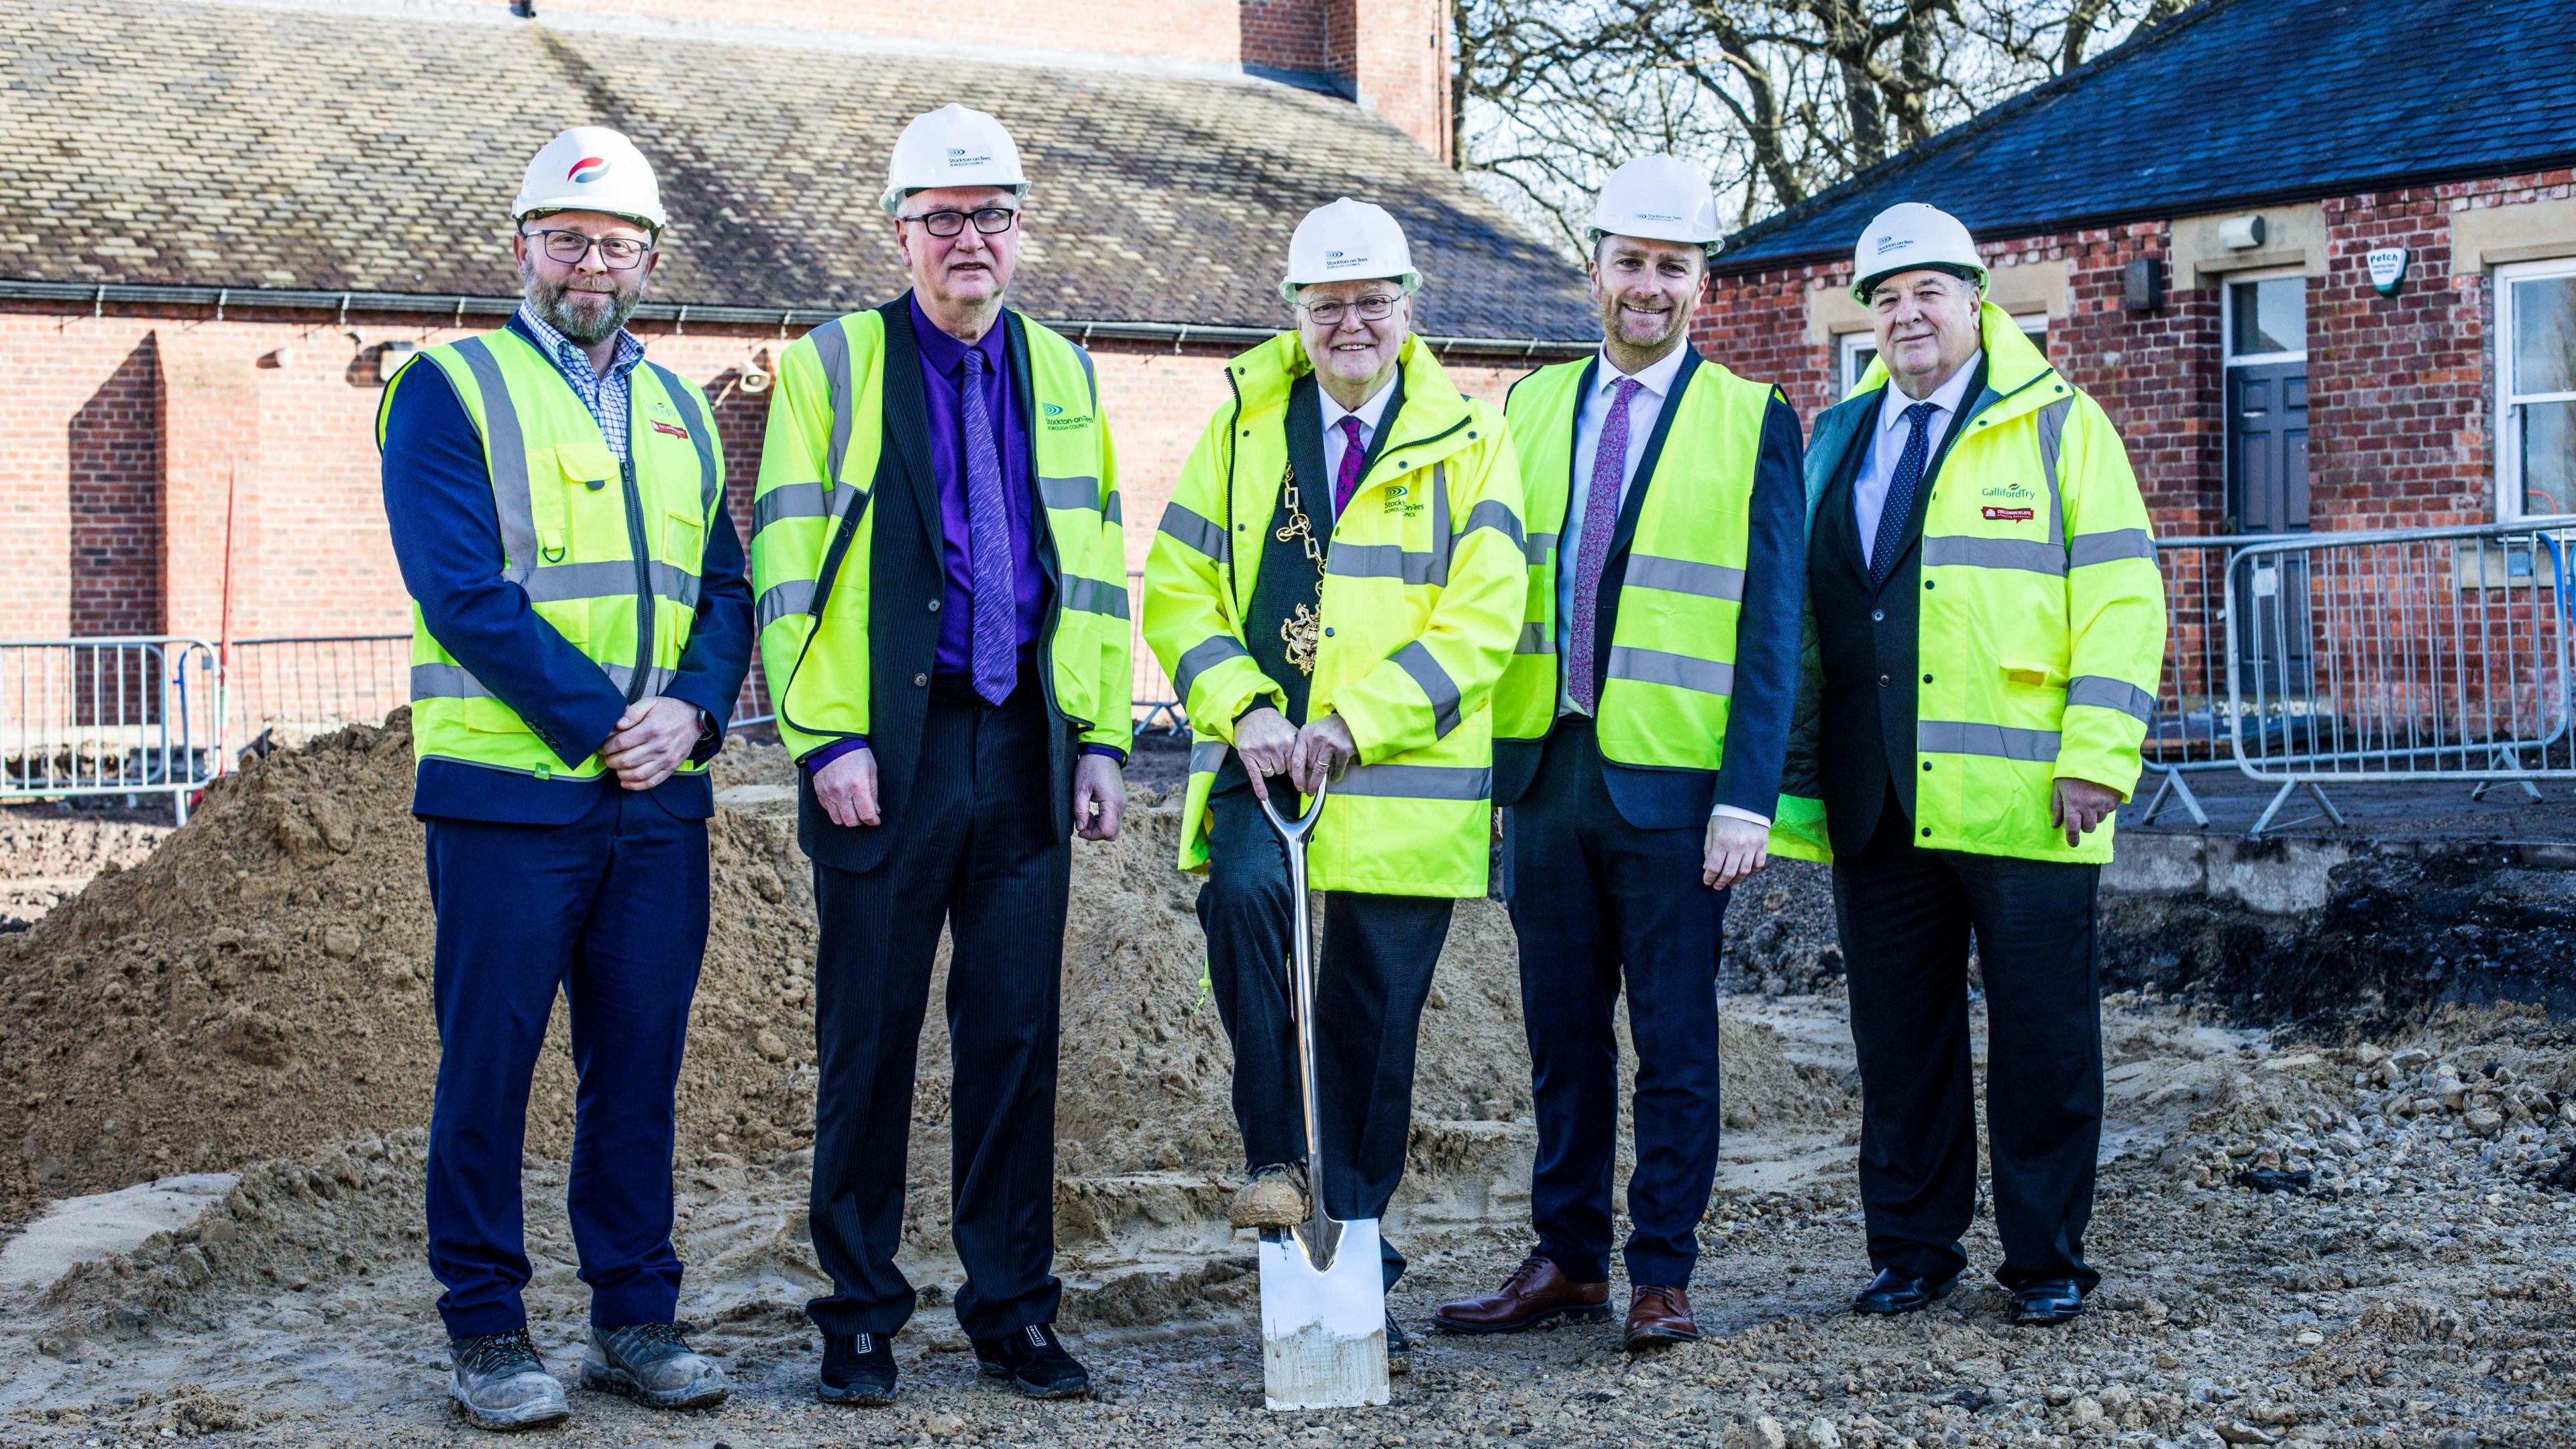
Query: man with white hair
1435 155 1805 1352
1771 203 2163 1326
1142 197 1526 1372
753 103 1130 1405
379 125 751 1429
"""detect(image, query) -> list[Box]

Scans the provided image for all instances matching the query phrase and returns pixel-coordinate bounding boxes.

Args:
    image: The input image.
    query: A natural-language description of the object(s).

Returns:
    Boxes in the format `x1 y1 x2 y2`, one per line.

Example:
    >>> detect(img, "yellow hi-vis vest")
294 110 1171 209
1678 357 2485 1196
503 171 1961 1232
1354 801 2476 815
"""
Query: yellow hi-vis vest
750 305 1130 759
1495 350 1780 769
1770 303 2165 865
1141 332 1527 896
378 329 723 781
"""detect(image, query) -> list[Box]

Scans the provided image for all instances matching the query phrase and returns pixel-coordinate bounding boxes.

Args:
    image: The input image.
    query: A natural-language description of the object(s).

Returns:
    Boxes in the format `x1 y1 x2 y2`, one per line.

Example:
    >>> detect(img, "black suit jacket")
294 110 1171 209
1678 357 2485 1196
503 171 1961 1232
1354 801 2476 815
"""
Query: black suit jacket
797 298 1076 872
1807 358 1988 855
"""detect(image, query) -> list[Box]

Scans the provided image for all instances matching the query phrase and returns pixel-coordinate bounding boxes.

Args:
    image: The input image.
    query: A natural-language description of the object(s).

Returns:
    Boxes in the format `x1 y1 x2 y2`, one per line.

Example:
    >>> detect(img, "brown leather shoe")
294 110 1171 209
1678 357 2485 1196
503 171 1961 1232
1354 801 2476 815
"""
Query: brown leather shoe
1430 1254 1611 1334
1622 1285 1700 1350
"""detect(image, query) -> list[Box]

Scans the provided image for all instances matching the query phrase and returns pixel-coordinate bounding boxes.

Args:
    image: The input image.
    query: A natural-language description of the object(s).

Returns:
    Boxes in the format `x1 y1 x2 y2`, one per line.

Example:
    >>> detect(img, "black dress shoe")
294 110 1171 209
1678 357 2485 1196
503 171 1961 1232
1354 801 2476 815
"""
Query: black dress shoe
2009 1279 2086 1325
818 1331 897 1405
971 1322 1092 1399
1851 1267 1959 1316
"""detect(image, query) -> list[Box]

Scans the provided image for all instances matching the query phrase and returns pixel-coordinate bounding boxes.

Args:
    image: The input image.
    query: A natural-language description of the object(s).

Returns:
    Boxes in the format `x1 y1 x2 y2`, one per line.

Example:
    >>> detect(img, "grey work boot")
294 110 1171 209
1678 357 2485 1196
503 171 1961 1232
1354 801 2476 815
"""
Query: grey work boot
448 1330 570 1431
1229 1163 1307 1231
580 1322 729 1409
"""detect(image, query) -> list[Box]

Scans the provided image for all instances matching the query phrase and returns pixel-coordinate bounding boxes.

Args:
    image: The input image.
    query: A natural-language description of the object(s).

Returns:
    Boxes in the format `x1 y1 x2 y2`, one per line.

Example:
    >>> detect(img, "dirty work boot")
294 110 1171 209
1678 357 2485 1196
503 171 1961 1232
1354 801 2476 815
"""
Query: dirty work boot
1230 1163 1306 1230
973 1322 1093 1399
581 1322 730 1410
448 1329 570 1431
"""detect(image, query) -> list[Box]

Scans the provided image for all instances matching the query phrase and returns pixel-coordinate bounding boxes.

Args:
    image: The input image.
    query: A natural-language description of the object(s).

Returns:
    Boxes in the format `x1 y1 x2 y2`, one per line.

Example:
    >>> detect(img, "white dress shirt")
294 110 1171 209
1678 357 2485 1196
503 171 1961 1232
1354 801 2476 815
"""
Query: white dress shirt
1317 372 1398 527
1854 352 1981 568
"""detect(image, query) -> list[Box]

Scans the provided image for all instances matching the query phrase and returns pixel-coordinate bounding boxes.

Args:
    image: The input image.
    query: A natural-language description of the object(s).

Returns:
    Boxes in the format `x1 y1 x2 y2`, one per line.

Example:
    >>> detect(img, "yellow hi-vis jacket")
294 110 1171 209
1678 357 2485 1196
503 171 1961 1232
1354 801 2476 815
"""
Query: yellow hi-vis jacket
380 328 723 781
1495 350 1782 767
749 305 1130 761
1771 303 2165 865
1142 332 1527 896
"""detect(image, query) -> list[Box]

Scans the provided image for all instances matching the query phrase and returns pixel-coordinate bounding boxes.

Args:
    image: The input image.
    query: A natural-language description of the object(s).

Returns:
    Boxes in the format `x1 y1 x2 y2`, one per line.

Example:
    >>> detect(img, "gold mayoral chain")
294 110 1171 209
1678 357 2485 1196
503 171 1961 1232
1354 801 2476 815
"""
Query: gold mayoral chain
1275 459 1328 675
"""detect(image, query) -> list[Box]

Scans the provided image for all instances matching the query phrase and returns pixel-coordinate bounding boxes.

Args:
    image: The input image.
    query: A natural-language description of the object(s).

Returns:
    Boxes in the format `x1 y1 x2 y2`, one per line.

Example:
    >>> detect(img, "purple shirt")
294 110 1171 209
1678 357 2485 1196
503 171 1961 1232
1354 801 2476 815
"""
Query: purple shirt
802 296 1122 771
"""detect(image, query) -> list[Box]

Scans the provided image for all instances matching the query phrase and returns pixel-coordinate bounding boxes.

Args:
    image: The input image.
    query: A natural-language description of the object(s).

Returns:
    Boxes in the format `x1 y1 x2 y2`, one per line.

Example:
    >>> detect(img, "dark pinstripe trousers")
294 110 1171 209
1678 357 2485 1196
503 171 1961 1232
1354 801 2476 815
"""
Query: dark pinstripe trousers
806 682 1071 1343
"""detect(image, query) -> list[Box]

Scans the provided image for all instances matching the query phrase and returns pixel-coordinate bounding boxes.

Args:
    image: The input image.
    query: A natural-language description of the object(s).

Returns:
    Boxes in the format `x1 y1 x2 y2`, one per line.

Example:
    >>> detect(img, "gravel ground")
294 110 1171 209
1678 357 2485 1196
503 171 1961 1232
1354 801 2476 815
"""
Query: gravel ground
4 991 2569 1448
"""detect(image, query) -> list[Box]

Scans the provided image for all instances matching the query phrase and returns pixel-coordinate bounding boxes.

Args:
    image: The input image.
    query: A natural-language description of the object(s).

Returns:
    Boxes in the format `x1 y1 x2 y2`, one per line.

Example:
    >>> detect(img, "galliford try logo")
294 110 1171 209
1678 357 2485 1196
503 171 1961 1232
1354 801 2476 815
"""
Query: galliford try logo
946 146 993 168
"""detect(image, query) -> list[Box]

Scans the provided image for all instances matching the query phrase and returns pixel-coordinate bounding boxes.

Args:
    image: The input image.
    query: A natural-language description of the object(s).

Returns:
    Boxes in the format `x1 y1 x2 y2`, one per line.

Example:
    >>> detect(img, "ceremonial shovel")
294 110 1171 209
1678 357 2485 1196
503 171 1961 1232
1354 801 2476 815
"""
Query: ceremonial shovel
1250 775 1391 1410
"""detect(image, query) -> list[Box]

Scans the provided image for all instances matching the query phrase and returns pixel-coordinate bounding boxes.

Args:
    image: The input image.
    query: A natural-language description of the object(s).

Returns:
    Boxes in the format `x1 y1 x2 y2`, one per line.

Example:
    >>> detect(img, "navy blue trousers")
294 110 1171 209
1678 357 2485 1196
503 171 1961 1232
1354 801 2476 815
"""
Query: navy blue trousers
422 788 708 1339
1503 719 1729 1289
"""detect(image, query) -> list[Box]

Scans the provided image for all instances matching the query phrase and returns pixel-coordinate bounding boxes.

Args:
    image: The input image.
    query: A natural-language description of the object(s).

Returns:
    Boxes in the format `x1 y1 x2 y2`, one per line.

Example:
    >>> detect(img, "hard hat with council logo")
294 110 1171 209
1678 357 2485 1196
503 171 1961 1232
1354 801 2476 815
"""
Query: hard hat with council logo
1851 203 1987 301
881 105 1030 216
1279 197 1421 301
513 126 667 232
1586 154 1721 249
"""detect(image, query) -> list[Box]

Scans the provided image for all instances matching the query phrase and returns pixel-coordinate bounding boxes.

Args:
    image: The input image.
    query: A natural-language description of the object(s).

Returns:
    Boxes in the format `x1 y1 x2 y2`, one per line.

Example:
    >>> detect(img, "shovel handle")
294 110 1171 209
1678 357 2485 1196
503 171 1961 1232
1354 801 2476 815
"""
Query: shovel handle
1252 773 1328 843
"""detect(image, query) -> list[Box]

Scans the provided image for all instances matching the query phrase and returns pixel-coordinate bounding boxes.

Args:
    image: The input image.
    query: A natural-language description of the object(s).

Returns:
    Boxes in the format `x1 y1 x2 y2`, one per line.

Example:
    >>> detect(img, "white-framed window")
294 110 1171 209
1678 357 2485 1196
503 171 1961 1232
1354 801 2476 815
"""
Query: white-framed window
2498 256 2576 520
2224 270 2307 365
1839 314 2048 395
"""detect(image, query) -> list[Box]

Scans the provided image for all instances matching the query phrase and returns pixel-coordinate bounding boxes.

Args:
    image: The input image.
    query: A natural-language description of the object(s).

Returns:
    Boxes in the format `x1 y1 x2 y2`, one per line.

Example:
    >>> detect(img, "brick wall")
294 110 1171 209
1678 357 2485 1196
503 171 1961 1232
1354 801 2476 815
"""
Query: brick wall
1352 0 1451 163
1241 0 1330 76
538 0 1243 66
1701 170 2576 540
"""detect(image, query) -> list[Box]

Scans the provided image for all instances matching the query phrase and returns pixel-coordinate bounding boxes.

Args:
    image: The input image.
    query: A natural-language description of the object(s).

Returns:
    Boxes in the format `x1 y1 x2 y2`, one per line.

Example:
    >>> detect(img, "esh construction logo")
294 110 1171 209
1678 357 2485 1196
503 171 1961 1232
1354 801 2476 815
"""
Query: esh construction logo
568 156 611 184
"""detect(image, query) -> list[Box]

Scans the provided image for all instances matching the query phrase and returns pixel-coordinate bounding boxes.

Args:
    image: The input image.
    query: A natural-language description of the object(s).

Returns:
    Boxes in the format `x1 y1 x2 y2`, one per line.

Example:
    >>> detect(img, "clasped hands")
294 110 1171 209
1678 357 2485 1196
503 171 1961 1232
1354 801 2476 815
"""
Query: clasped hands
598 696 702 791
1232 706 1353 801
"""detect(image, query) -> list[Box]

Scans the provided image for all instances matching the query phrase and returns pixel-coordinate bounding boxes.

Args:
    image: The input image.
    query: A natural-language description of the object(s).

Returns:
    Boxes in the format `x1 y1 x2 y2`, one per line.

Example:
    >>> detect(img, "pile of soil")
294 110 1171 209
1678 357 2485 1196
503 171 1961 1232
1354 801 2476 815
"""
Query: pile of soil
0 715 1846 1234
0 810 172 933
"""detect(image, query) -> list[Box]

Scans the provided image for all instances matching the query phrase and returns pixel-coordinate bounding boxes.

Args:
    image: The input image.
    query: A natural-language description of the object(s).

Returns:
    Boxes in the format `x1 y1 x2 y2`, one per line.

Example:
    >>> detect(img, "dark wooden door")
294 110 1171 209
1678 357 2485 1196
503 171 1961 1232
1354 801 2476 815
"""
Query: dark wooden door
2229 362 2312 696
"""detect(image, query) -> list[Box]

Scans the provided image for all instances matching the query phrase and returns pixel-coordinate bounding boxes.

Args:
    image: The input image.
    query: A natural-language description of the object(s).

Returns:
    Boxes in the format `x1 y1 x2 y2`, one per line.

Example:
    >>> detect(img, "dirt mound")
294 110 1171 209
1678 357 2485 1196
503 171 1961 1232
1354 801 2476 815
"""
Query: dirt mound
0 715 1835 1236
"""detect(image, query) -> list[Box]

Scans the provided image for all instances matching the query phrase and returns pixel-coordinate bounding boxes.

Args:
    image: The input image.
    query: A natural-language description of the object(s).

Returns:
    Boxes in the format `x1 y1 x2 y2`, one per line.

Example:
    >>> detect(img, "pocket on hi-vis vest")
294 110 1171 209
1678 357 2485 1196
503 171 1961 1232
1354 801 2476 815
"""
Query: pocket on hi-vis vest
2000 659 2067 690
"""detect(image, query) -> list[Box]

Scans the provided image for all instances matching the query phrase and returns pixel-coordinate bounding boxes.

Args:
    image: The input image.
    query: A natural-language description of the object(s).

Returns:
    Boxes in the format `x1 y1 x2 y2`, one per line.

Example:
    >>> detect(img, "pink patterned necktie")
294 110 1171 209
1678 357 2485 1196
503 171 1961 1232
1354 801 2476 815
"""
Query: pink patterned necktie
1568 378 1641 714
1332 414 1366 519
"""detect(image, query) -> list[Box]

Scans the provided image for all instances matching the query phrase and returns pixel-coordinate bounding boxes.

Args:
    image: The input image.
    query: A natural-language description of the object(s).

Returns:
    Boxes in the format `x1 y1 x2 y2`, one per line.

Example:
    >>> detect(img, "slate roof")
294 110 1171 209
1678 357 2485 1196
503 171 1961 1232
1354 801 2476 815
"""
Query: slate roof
0 0 1593 341
1715 0 2576 274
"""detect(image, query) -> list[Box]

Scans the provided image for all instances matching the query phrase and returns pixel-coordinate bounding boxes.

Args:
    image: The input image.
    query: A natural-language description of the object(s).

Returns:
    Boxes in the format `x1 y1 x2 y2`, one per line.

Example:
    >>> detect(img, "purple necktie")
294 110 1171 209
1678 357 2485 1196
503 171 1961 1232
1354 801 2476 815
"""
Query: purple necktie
959 349 1017 705
1332 415 1366 519
1568 378 1641 714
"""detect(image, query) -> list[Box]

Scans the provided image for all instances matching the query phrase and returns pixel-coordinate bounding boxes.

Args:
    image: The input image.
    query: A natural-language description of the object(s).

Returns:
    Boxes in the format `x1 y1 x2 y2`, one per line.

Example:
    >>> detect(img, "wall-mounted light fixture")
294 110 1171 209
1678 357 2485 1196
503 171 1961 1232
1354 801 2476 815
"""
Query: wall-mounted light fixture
2122 256 2164 313
375 339 419 385
2218 215 2267 250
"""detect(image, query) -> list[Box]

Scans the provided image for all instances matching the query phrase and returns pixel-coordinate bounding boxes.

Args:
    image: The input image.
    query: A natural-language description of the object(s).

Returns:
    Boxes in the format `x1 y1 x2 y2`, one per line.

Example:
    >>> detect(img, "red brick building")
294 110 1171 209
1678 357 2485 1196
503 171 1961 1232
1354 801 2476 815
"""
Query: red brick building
1700 0 2576 543
0 0 1587 669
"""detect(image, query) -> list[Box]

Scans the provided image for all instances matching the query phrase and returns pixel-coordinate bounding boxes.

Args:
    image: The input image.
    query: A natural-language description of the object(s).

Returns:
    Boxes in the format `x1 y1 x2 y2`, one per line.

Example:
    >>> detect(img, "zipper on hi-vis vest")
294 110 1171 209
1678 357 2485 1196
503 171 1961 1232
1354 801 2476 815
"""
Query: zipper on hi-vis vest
619 455 653 704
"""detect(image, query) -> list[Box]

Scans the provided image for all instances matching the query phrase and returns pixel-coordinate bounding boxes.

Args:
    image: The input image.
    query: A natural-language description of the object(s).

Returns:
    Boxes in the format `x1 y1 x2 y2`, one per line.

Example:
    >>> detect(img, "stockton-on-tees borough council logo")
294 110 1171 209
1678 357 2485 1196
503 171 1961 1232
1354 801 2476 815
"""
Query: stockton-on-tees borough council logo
568 156 611 184
1042 401 1090 433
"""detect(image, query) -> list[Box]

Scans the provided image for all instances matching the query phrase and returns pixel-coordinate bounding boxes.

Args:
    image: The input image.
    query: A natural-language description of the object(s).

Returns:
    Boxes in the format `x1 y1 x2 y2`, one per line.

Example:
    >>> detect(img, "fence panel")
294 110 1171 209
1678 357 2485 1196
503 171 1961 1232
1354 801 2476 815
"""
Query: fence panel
0 637 220 820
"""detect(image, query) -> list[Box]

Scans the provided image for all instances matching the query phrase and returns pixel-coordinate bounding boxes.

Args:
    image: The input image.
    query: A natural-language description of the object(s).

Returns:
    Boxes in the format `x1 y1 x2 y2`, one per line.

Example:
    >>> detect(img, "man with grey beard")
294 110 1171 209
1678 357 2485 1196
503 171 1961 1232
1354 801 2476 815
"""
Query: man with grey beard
377 126 751 1432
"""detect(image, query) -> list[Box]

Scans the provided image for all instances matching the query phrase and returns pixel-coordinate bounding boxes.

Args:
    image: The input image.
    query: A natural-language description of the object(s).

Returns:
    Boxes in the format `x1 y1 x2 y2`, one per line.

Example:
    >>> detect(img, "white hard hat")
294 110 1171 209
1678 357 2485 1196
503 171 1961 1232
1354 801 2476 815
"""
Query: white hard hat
881 104 1029 216
1851 203 1986 301
1587 154 1721 248
1279 197 1421 301
514 126 667 233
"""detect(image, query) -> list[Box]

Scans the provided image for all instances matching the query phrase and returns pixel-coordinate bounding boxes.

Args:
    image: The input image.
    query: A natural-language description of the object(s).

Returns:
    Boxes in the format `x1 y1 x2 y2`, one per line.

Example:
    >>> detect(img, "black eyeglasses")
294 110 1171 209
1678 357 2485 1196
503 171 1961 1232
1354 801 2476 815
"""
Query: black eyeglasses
902 207 1020 238
1301 294 1401 327
523 228 654 270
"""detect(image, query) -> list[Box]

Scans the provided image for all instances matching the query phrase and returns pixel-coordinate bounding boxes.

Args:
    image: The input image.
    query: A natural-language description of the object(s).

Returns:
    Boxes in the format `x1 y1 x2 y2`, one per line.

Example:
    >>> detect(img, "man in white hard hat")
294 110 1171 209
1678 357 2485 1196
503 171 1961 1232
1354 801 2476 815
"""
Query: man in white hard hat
378 125 751 1429
1769 203 2163 1325
1432 155 1806 1351
753 103 1130 1405
1142 197 1527 1373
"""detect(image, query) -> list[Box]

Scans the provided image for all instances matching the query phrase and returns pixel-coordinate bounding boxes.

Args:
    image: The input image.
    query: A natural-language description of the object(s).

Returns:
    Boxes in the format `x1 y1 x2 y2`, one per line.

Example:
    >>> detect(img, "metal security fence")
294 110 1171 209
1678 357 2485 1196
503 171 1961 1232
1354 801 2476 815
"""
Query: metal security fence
0 637 221 820
2222 518 2576 835
2135 533 2268 828
1129 570 1183 733
223 635 411 751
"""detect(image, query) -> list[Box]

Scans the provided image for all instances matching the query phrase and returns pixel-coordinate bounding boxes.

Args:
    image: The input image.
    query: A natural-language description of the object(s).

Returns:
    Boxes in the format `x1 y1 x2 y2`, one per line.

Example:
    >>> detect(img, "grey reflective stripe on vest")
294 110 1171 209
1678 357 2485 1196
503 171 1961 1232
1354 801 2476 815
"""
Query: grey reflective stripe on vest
1623 554 1747 601
2067 674 2157 724
1921 536 2066 576
1456 497 1523 553
1159 502 1230 564
1515 622 1556 654
1334 763 1491 800
413 659 673 702
647 363 721 513
1523 531 1558 564
2069 528 2154 567
1174 634 1251 702
2037 396 2072 549
757 579 815 631
1040 475 1102 511
1918 719 2061 762
1390 640 1463 739
1061 574 1132 619
1190 739 1228 775
1105 492 1123 525
1328 544 1446 585
452 336 538 584
1605 645 1733 696
754 481 849 539
810 318 858 511
524 558 702 610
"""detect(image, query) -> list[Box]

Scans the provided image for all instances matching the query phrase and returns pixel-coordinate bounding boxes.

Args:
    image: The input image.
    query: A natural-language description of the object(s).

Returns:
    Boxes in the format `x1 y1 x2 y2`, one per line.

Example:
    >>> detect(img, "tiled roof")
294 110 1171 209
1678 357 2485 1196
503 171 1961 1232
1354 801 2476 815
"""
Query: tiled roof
0 0 1595 341
1715 0 2576 273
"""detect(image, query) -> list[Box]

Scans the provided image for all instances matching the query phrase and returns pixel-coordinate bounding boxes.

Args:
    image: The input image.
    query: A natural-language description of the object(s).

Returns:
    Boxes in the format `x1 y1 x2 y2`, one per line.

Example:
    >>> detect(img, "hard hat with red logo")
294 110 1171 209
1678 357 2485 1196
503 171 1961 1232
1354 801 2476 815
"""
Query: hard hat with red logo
513 126 668 233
